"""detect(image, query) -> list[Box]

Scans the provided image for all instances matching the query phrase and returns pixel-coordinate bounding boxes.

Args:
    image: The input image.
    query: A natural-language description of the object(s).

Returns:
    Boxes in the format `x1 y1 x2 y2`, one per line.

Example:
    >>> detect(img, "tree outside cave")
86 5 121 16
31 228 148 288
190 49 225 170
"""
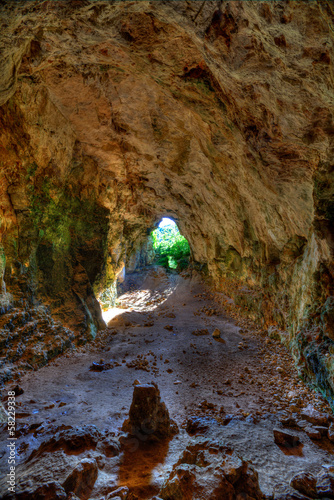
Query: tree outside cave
151 218 190 270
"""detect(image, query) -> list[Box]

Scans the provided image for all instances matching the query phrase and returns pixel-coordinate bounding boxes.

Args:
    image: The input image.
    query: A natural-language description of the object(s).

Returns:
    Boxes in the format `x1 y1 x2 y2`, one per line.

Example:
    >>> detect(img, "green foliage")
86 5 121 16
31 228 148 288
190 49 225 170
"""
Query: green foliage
151 224 190 270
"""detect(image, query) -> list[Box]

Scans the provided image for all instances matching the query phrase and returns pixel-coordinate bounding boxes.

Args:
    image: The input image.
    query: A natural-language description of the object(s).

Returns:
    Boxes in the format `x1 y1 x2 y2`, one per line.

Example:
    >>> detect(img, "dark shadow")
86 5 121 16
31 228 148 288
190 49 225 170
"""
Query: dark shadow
276 443 304 457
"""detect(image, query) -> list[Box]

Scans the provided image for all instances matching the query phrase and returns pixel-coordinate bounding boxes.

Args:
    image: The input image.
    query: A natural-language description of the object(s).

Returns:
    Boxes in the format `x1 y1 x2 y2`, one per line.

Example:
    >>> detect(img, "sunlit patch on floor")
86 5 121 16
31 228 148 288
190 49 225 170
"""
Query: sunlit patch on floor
118 285 178 311
102 279 178 322
102 307 130 324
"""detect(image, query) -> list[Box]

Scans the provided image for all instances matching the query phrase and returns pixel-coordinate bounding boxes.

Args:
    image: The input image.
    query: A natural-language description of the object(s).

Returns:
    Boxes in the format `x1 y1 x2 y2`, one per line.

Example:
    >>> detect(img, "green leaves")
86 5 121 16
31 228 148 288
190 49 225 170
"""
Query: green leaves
152 224 190 270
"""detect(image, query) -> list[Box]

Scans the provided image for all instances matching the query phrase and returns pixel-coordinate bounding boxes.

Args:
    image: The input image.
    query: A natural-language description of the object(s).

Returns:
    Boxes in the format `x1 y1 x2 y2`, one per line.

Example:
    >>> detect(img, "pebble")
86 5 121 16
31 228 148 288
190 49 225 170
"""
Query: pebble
212 328 221 338
296 420 308 429
273 428 300 447
300 405 329 426
305 426 321 440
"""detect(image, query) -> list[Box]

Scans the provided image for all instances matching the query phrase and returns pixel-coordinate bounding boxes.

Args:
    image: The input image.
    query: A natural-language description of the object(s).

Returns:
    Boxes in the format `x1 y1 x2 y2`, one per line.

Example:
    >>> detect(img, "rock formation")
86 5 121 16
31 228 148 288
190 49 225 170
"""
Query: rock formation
159 439 264 500
0 1 333 405
122 382 178 440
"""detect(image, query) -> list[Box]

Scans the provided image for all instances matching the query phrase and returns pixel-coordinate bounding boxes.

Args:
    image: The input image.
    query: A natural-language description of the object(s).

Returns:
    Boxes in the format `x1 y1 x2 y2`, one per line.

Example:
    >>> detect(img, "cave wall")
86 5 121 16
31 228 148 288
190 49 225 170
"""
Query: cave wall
0 0 333 402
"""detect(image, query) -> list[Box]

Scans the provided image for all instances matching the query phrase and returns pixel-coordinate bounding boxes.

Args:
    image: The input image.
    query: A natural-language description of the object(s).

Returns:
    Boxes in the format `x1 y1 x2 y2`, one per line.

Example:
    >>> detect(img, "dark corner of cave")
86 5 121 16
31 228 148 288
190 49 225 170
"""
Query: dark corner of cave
0 1 334 499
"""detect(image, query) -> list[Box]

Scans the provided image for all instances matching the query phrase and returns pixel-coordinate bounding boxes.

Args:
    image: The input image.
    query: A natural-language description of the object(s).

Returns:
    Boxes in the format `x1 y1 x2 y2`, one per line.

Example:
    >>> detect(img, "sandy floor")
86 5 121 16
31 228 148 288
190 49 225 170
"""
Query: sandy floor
1 267 333 498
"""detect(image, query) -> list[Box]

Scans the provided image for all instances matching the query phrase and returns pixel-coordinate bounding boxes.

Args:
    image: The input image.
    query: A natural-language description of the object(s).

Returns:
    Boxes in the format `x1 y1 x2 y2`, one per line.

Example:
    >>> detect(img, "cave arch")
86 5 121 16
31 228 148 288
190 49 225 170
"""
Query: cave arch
0 0 333 404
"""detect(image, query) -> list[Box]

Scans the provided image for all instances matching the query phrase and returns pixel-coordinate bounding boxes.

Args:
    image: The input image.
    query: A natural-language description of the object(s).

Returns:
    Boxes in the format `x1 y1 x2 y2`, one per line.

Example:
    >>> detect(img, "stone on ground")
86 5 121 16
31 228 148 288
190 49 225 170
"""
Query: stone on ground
273 429 301 448
316 471 334 498
122 382 178 440
212 328 221 338
159 439 264 500
290 472 318 498
62 458 98 500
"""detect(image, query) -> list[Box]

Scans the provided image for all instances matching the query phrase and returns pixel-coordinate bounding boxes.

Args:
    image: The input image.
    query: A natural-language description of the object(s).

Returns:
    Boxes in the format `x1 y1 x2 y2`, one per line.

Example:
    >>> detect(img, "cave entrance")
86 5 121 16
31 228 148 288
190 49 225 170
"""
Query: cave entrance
100 218 191 325
151 217 191 271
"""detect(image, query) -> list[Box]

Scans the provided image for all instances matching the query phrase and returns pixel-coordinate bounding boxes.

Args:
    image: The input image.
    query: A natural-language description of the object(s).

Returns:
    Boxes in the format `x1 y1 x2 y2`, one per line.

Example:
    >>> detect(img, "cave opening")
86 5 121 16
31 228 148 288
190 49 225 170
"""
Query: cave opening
0 1 334 497
151 217 191 271
100 217 191 325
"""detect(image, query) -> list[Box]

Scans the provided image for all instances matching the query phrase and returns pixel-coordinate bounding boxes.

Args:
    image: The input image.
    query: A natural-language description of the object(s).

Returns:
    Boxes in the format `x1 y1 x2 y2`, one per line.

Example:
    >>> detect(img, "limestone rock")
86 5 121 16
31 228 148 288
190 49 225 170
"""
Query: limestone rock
96 435 120 458
123 383 178 440
314 426 328 436
30 425 102 459
316 471 334 498
160 440 264 500
300 405 329 426
62 458 98 500
185 416 215 435
290 472 318 499
212 328 221 338
273 429 300 448
67 494 81 500
0 0 333 407
305 426 322 440
321 297 334 341
31 481 67 500
273 483 313 500
106 486 129 499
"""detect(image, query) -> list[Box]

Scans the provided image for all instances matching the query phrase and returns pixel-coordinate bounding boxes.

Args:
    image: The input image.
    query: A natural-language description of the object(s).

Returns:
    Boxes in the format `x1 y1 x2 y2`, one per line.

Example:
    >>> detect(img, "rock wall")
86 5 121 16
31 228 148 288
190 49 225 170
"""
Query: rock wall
0 0 333 403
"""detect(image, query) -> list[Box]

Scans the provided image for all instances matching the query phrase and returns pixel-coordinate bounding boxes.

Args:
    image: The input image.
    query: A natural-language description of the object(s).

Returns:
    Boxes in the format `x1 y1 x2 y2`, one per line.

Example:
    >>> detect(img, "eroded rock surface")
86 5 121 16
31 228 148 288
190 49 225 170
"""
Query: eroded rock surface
62 458 98 500
160 439 264 500
122 382 178 440
0 0 333 411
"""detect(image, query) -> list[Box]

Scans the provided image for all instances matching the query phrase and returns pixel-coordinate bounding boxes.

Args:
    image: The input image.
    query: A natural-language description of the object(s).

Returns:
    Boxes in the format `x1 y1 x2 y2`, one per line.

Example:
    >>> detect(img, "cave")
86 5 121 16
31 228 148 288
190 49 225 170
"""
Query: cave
0 1 334 499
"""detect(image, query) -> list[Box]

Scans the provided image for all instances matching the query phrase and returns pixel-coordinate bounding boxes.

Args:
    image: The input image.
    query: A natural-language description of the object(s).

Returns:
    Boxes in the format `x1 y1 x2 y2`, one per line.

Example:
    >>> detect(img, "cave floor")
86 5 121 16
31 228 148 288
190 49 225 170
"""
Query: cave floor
1 266 333 499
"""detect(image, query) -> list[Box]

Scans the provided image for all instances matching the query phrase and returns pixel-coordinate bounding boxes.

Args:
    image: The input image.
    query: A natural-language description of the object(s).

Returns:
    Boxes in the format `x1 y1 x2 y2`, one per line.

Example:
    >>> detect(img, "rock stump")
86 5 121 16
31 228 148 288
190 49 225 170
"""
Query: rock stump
123 382 178 440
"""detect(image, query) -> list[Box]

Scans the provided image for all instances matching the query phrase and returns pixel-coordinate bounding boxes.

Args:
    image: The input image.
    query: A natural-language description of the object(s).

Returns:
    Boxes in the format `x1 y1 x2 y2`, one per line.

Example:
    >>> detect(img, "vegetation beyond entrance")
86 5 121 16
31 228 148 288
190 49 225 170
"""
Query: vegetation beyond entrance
151 218 190 270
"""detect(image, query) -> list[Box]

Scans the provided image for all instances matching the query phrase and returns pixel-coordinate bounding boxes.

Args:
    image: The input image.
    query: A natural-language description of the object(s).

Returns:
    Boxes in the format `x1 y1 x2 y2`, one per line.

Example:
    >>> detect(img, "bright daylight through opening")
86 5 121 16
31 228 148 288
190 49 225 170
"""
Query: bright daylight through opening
101 218 191 324
151 218 190 270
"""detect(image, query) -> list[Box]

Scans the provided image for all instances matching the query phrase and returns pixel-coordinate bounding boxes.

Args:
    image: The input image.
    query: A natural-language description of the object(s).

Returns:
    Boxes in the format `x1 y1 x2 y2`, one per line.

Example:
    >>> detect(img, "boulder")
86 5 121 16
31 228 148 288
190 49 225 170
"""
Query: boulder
30 482 67 500
317 471 334 498
273 429 300 448
96 435 120 457
273 482 313 500
290 472 318 498
160 440 264 500
29 425 101 459
185 416 215 435
63 458 98 500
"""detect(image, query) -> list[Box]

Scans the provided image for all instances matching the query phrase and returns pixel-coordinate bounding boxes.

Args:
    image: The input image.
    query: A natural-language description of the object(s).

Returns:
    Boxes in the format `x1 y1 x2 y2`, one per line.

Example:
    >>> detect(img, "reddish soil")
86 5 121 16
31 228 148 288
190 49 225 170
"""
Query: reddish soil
1 267 333 498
